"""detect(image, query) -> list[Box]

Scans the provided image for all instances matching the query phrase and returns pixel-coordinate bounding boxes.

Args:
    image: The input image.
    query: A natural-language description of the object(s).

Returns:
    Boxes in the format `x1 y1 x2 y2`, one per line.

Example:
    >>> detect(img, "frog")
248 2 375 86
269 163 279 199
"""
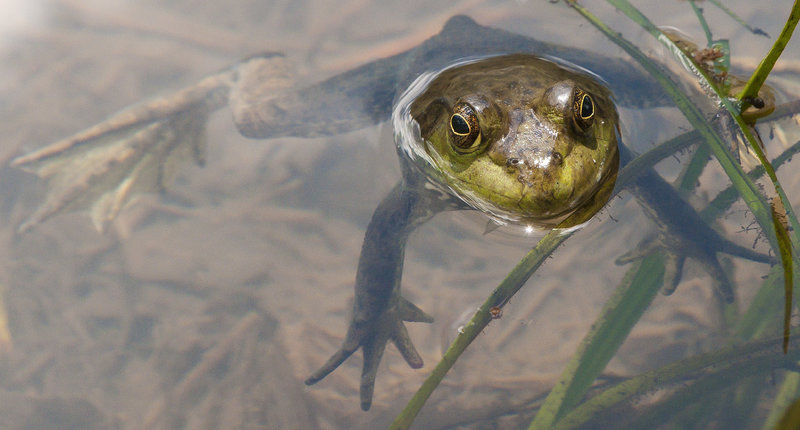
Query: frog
11 15 773 411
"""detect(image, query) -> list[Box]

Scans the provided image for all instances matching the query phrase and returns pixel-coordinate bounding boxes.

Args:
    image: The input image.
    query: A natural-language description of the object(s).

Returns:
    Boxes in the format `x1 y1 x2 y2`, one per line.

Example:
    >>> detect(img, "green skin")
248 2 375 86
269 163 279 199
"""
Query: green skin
15 15 775 412
407 54 619 227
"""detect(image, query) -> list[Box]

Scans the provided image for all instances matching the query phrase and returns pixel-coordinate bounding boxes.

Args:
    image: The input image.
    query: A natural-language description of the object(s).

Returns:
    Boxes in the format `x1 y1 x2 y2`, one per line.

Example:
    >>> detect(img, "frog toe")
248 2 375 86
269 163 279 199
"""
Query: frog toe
398 296 434 323
615 234 660 265
306 302 431 410
304 343 358 386
13 70 235 233
358 318 425 410
392 320 424 369
617 233 737 302
698 254 736 303
360 334 389 410
660 252 686 296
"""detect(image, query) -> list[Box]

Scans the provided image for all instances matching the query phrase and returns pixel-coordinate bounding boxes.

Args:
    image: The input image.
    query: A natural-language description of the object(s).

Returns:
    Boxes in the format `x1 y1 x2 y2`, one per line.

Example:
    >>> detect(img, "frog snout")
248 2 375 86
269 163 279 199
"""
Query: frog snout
490 110 562 186
503 150 563 188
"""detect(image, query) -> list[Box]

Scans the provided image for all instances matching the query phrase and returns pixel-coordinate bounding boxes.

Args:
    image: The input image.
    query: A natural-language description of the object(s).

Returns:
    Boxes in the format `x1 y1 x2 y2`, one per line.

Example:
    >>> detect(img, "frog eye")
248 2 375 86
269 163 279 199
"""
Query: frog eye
449 103 482 153
572 89 595 130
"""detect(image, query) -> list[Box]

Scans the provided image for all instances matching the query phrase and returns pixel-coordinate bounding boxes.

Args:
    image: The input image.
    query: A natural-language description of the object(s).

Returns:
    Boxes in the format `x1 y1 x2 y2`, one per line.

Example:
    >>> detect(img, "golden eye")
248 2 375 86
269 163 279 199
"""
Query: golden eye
573 89 595 130
449 103 482 153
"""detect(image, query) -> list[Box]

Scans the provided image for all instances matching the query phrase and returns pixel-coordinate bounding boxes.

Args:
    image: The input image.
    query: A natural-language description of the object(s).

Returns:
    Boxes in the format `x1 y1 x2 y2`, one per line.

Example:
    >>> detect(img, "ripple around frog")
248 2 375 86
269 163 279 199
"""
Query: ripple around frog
392 54 619 238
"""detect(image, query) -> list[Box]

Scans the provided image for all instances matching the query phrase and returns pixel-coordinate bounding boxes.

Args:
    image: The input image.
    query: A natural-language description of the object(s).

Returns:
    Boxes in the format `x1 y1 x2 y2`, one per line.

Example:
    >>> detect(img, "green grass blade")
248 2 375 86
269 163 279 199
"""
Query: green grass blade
602 0 800 253
776 398 800 430
707 0 770 37
550 336 800 430
563 0 779 253
689 0 714 45
737 0 800 102
388 228 574 430
772 200 794 353
528 253 665 429
763 372 800 430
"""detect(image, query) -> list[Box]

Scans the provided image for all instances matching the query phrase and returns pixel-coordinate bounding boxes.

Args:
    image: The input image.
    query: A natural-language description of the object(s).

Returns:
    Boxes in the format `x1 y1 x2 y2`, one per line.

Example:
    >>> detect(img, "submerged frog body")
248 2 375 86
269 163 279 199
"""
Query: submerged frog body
13 15 772 411
303 54 621 409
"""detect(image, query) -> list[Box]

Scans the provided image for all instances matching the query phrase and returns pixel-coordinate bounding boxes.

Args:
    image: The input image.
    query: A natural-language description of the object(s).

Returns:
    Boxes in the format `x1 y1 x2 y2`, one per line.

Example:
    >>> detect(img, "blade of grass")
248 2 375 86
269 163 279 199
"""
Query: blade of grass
737 0 800 103
707 0 769 37
550 335 800 430
528 1 799 427
763 371 800 430
527 253 665 430
689 0 714 45
580 0 800 366
773 199 794 352
388 227 574 430
600 0 800 255
563 0 779 253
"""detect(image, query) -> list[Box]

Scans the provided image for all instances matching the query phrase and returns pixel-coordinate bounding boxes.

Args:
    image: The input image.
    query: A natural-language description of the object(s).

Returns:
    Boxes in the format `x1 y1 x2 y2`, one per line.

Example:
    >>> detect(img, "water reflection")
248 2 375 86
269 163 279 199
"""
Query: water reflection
0 0 798 429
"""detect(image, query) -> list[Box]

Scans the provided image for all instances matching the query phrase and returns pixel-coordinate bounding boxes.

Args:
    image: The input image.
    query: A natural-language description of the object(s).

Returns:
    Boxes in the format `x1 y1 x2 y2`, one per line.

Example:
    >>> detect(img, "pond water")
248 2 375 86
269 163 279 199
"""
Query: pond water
0 0 799 428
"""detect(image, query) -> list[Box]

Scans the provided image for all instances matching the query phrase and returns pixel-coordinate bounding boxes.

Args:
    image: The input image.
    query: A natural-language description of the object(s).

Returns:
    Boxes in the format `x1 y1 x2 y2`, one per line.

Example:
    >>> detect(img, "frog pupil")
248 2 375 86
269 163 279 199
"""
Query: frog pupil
451 114 471 135
580 95 594 119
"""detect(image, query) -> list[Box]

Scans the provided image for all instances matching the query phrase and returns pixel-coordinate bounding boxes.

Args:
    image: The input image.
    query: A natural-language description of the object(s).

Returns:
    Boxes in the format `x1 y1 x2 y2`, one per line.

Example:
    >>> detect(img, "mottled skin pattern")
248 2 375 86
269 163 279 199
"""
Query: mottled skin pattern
13 15 774 412
408 55 619 226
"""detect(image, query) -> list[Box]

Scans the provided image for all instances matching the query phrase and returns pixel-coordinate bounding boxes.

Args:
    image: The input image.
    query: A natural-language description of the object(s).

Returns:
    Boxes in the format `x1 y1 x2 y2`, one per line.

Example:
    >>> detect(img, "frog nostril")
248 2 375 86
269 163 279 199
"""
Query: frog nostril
507 158 523 168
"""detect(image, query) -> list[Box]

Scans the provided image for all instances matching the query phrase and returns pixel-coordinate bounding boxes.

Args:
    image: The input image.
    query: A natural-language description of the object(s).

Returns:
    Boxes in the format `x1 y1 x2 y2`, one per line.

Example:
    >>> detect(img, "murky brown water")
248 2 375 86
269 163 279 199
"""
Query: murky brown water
0 0 798 428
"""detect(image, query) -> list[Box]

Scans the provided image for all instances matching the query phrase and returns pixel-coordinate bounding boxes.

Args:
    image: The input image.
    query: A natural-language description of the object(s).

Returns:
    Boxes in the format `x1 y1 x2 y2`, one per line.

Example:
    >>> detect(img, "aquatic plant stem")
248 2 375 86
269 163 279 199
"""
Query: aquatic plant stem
388 228 574 430
689 0 714 45
763 371 800 430
737 0 800 102
528 1 800 428
563 0 779 251
707 0 769 37
590 0 800 372
551 336 800 430
528 253 665 429
600 0 800 250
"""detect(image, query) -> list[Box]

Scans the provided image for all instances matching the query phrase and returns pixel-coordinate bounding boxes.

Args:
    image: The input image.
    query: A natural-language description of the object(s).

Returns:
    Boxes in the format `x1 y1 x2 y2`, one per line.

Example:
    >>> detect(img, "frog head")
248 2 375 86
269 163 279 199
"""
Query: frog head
395 54 620 228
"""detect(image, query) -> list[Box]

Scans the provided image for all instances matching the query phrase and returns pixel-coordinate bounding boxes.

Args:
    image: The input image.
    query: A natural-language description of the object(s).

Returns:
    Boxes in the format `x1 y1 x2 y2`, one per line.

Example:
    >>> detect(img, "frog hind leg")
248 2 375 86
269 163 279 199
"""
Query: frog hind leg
12 53 289 233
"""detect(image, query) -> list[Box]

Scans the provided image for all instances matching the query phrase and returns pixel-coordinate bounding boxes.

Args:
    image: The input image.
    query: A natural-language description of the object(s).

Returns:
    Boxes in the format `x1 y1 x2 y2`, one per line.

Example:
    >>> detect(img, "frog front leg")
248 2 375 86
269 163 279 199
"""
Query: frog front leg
620 167 774 302
305 180 456 410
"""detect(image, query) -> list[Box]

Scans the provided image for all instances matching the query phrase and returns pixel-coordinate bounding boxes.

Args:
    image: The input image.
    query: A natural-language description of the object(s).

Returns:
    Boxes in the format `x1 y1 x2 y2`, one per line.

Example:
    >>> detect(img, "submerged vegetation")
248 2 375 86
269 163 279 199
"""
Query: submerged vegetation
391 1 800 428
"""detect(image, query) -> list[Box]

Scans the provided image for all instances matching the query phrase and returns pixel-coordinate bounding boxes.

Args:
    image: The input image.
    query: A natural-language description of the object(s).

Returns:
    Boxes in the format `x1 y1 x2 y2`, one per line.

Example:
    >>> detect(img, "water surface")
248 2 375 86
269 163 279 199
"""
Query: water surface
0 0 798 428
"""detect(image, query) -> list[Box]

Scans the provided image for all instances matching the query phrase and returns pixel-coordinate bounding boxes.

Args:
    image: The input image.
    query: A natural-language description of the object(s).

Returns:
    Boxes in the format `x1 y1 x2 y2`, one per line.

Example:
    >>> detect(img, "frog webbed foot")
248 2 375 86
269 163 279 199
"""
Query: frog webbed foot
13 53 293 233
616 230 773 303
305 296 433 411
